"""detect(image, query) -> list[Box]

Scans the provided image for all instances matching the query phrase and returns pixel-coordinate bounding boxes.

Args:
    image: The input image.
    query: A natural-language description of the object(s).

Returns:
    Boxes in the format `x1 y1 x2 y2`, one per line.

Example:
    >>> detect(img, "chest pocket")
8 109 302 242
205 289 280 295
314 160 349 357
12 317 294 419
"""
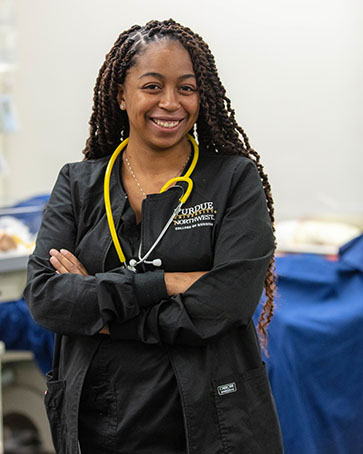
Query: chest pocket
141 190 216 272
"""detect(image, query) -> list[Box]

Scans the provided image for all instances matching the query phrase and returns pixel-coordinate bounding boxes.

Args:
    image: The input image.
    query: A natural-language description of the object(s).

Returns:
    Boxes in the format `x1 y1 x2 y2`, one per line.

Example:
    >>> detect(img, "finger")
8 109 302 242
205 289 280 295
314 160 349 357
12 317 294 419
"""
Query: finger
49 249 74 273
59 249 80 266
49 248 81 274
49 254 70 274
49 248 89 276
60 249 89 276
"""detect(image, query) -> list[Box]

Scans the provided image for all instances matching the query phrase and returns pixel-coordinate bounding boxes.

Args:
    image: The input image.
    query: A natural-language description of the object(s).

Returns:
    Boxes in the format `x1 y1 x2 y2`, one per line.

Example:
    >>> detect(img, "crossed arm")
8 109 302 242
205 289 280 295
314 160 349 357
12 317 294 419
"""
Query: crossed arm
25 159 274 344
49 248 207 334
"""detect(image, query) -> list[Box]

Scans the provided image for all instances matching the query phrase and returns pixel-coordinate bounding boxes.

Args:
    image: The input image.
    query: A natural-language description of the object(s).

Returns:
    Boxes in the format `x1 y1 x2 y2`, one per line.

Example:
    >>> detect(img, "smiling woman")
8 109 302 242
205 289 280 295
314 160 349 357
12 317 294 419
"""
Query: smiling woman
24 19 283 454
118 40 199 149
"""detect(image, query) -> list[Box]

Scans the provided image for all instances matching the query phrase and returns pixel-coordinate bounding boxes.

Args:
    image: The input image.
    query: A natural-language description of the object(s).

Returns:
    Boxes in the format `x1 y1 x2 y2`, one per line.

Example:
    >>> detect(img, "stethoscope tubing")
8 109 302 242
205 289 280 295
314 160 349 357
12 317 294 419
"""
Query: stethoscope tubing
104 138 130 265
132 200 183 268
104 134 199 270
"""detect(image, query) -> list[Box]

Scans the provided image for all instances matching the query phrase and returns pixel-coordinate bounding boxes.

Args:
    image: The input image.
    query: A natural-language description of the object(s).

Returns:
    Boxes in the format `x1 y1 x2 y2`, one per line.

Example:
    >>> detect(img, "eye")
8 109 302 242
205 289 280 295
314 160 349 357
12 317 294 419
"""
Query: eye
179 85 197 94
143 83 161 91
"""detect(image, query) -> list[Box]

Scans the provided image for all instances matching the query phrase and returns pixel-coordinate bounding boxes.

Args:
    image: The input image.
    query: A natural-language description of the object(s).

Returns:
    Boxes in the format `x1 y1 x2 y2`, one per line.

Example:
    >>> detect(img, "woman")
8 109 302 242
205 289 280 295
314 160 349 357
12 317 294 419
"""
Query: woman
25 19 283 454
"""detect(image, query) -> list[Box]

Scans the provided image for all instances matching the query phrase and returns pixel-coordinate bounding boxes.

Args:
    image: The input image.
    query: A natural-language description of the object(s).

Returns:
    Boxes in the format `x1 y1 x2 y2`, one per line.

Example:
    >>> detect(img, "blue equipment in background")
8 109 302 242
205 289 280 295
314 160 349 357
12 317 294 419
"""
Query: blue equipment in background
255 235 363 454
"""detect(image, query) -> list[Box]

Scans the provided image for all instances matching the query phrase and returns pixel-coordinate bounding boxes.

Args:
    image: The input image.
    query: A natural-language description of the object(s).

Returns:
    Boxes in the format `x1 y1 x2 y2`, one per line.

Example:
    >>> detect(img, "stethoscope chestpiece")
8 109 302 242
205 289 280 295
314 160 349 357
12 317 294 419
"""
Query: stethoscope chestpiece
150 258 162 267
128 258 163 271
129 259 138 268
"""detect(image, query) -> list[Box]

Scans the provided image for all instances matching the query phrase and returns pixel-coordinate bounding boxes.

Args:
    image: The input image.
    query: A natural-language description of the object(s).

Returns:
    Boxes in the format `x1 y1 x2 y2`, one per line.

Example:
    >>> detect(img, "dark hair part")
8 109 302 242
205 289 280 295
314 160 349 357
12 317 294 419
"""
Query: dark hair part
83 19 277 352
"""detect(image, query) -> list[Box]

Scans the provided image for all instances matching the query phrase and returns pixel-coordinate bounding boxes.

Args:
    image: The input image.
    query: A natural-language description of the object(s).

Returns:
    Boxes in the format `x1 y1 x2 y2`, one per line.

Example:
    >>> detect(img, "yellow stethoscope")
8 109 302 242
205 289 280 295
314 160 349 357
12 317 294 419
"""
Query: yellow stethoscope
104 133 199 271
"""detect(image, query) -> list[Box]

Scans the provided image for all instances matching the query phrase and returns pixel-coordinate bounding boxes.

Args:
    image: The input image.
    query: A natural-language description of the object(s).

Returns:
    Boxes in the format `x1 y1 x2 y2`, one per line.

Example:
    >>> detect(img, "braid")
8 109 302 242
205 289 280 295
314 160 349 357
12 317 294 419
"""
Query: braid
83 24 142 159
83 19 277 351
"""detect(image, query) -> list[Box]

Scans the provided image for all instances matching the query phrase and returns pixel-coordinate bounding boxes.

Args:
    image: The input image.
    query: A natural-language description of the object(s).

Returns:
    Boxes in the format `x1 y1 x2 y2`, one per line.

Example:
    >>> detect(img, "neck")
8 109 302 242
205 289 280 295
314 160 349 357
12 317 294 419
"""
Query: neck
124 135 191 177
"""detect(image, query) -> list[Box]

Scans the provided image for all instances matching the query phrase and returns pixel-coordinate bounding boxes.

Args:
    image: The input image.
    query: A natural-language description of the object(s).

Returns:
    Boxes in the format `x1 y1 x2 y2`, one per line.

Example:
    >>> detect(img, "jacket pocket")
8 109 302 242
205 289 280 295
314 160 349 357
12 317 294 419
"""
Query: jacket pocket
44 371 67 454
212 363 283 454
78 379 118 448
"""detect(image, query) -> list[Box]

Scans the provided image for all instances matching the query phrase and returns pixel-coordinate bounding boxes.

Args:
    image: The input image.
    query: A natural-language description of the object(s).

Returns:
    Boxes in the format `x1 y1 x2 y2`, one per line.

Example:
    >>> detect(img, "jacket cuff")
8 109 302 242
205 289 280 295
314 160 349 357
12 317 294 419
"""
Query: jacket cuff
133 270 168 308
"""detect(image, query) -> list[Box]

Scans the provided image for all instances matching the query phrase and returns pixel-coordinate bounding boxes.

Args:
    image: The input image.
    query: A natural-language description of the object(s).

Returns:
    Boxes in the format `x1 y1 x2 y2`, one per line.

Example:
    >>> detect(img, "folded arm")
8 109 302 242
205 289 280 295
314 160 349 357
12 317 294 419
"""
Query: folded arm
49 247 206 333
24 165 169 336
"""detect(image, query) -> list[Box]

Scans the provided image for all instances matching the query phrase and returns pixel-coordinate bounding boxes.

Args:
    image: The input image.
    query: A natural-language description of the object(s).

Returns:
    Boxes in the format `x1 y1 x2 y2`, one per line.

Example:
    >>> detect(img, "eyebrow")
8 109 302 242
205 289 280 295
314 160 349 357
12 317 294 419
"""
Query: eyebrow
139 72 196 81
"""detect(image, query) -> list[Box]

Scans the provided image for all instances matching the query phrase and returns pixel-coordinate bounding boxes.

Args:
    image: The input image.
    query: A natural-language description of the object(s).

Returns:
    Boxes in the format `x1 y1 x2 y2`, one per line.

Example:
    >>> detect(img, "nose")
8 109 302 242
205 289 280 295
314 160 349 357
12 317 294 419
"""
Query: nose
158 87 180 111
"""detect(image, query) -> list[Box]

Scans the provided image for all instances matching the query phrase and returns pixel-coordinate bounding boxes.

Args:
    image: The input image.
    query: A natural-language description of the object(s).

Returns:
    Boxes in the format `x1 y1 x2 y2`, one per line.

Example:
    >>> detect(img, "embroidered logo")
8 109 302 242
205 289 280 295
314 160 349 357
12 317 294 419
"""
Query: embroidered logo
173 201 217 231
217 382 237 396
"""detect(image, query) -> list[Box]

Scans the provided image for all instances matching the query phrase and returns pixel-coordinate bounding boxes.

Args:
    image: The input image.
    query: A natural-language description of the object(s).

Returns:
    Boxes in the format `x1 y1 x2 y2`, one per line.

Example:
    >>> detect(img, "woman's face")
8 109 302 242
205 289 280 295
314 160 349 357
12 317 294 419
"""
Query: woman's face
118 40 200 151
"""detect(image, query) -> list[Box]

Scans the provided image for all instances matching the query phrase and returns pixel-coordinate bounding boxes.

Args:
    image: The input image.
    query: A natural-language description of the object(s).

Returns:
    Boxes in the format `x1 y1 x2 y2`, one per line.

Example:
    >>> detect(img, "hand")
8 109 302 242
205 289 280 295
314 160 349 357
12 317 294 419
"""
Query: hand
164 271 207 297
49 248 89 276
49 249 109 334
99 325 110 335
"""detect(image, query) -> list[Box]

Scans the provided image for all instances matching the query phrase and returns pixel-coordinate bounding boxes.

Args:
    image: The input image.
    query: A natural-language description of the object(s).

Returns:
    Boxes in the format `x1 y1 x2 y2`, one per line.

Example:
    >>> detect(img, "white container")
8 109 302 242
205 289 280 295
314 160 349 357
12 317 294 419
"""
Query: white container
0 202 45 302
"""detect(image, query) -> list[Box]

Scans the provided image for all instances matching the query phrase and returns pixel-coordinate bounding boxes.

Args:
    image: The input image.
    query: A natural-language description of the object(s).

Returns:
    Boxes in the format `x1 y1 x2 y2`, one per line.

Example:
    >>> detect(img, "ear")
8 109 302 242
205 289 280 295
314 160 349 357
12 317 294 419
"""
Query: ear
117 84 126 110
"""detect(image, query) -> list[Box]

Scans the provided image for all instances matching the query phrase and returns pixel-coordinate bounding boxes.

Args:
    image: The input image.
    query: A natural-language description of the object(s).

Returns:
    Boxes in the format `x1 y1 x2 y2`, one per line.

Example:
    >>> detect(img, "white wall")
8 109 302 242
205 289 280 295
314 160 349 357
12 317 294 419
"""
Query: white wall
4 0 363 220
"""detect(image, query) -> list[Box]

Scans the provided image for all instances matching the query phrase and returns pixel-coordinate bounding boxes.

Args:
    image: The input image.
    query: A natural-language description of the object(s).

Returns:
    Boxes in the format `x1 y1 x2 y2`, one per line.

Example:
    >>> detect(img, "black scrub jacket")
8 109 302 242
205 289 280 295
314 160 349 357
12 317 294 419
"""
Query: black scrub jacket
24 148 284 454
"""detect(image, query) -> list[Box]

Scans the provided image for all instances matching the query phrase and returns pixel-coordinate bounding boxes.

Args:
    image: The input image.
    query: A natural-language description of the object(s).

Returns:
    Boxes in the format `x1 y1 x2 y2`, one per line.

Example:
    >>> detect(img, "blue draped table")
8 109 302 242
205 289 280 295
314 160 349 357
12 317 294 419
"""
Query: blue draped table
255 235 363 454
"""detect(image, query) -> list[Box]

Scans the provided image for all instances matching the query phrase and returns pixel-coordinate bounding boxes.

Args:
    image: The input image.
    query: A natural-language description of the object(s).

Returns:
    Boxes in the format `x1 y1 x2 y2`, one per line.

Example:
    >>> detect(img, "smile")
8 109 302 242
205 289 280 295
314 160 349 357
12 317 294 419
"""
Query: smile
151 118 183 129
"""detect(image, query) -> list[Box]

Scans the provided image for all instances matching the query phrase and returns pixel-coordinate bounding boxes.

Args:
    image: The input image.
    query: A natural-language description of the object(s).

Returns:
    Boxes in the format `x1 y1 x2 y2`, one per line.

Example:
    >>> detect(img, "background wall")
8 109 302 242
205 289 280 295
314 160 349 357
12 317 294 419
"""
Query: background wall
3 0 363 221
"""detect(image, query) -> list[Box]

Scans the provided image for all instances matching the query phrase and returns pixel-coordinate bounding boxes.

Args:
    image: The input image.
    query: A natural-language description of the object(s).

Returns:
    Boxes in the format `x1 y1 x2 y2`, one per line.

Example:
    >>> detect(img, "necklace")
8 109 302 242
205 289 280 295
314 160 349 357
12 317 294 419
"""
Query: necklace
124 151 191 198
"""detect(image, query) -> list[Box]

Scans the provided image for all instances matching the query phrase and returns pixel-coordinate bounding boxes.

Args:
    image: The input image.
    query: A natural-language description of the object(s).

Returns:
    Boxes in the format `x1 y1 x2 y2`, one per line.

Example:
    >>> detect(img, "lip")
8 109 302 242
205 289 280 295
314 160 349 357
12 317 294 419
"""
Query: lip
151 116 185 121
149 117 185 131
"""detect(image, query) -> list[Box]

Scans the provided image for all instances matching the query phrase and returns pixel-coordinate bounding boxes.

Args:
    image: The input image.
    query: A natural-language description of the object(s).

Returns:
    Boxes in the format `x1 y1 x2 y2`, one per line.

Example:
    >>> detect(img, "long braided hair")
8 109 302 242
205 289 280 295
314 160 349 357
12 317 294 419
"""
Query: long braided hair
83 19 277 351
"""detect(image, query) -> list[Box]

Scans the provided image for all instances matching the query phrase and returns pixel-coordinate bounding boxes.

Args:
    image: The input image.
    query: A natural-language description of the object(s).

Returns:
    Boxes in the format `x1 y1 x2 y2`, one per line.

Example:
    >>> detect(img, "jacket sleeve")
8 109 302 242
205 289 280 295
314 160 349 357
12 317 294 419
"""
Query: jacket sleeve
24 164 168 336
109 159 275 346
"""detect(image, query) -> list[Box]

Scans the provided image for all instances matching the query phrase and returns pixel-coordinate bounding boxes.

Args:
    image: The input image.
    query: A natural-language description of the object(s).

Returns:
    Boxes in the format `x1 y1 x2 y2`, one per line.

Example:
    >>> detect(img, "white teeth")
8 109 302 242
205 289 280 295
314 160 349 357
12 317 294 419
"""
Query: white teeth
153 119 180 128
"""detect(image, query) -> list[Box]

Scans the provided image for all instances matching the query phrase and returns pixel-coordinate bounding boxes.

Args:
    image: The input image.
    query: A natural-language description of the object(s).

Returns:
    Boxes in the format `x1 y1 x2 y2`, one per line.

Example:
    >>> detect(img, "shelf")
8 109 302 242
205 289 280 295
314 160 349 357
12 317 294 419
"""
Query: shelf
0 254 28 272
